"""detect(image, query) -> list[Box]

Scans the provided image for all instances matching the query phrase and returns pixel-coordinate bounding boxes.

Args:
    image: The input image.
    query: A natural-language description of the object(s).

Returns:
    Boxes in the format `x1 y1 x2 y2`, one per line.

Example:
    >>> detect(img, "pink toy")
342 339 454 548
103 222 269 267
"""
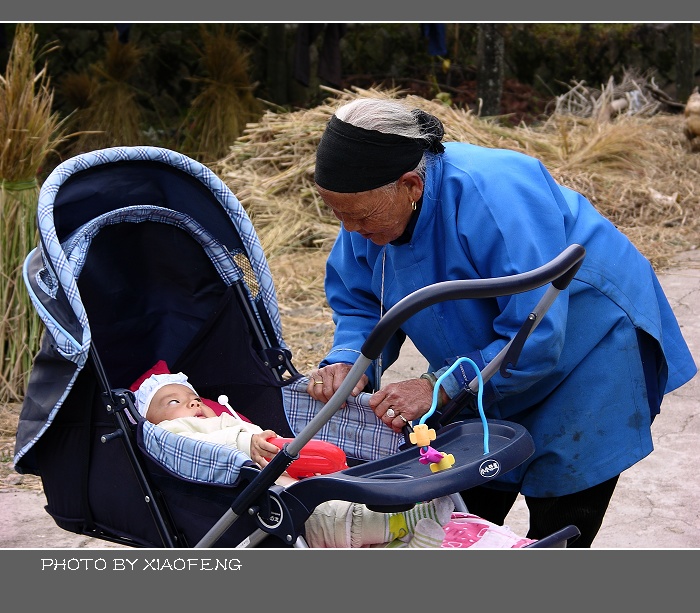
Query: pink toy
419 446 445 464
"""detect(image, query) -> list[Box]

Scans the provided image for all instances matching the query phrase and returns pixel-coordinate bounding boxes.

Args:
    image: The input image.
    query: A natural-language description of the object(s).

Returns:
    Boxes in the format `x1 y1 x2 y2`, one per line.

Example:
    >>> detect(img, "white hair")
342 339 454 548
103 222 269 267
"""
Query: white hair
334 98 437 179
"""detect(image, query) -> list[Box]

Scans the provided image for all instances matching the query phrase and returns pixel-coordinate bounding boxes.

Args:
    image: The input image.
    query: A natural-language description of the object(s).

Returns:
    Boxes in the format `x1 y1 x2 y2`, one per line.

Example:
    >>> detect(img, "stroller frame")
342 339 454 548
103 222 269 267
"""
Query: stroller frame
197 244 585 548
16 146 582 549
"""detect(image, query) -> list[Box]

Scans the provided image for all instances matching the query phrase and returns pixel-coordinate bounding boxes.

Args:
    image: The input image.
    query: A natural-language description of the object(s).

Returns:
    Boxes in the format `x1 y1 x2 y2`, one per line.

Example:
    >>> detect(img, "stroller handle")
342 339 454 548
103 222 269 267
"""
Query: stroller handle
362 243 585 360
198 244 585 547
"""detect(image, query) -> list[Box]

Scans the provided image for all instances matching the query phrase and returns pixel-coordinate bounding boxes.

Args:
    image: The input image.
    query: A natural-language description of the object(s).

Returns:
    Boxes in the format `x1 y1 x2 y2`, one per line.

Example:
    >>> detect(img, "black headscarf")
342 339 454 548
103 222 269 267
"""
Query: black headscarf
314 109 445 193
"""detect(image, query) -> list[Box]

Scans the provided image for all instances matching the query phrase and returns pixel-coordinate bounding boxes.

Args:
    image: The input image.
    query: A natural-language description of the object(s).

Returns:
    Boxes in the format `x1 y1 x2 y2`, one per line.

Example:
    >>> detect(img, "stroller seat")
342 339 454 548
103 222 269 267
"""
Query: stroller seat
136 407 535 546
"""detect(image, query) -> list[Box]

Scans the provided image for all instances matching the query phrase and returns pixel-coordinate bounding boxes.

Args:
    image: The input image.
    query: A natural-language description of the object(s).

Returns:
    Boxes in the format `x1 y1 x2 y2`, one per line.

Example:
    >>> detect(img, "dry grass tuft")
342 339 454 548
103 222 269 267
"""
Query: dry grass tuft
0 402 21 438
546 70 664 121
0 24 67 180
58 71 98 111
2 82 698 441
0 24 67 404
64 30 145 155
179 25 263 164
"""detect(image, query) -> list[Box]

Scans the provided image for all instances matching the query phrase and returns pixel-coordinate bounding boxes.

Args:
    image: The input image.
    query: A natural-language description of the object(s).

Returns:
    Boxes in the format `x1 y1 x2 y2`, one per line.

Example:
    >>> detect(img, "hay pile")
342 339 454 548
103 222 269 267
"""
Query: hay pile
217 85 700 372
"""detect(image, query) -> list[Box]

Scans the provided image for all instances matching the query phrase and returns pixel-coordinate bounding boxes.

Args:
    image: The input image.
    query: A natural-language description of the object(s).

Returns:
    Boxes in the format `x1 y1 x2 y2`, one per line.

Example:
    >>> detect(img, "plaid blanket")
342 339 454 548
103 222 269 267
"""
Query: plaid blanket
141 376 403 485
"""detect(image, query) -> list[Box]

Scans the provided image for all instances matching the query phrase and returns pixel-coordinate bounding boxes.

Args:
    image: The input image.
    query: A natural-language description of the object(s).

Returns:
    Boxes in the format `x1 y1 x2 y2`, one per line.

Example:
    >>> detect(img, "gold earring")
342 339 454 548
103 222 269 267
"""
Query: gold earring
411 201 416 211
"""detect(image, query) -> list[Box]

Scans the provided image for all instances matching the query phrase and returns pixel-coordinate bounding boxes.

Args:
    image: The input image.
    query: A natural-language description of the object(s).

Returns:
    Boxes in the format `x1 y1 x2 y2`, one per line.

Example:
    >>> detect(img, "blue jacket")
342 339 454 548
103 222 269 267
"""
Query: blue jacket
322 143 697 496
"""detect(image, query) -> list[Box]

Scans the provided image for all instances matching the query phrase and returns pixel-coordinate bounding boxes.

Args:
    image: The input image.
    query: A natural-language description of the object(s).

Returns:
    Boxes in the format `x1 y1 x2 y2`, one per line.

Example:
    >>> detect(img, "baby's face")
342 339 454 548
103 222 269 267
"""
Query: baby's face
145 383 217 424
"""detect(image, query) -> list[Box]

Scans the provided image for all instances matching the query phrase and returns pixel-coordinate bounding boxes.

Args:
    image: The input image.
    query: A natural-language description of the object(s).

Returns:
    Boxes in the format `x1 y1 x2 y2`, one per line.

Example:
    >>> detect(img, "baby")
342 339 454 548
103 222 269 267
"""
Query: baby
136 371 285 477
135 372 453 548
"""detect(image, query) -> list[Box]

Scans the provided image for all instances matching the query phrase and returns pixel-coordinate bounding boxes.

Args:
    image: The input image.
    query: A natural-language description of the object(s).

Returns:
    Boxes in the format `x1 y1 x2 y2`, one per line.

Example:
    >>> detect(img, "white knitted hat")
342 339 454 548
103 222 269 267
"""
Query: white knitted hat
134 372 196 418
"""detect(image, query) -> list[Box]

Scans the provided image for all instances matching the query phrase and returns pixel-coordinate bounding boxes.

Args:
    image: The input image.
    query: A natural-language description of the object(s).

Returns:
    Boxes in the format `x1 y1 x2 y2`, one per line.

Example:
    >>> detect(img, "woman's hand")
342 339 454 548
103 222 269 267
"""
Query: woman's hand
249 429 280 467
306 363 369 404
369 378 436 433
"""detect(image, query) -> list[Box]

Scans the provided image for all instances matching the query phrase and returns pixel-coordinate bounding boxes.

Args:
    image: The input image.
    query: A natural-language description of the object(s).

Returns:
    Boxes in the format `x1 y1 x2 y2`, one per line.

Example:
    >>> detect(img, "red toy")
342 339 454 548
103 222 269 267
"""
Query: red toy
268 437 349 479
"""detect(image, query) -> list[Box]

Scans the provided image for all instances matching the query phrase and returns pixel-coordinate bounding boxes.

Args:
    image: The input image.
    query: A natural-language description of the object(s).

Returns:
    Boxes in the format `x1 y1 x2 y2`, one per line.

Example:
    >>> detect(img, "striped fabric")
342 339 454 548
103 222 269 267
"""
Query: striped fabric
282 377 403 462
142 420 254 485
140 377 404 485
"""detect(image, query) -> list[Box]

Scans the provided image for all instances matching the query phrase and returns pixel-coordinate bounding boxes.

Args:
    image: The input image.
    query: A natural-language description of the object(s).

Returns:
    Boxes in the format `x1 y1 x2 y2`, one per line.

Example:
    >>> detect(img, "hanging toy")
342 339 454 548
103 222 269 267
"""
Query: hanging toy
418 446 444 464
407 357 490 472
428 451 456 473
408 423 436 447
418 445 455 473
407 422 453 472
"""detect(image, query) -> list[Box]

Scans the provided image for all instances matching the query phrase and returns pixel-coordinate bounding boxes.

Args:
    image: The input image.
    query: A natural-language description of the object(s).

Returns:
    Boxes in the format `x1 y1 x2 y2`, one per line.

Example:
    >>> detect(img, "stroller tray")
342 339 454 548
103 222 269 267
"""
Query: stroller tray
285 418 534 511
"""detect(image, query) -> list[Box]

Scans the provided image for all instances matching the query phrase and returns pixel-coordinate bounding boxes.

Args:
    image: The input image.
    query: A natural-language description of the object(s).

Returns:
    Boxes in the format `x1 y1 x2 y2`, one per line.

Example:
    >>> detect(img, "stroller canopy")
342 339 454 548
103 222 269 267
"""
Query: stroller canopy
17 146 286 468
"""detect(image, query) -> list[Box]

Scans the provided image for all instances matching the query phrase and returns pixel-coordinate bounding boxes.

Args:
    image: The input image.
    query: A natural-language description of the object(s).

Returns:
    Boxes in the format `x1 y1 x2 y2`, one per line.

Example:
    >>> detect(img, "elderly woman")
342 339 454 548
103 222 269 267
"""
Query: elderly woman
306 97 697 547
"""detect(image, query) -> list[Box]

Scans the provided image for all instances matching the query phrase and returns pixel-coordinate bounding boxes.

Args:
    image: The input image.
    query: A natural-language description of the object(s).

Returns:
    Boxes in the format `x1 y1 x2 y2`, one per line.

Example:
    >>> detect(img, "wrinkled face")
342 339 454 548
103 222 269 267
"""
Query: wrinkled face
317 187 409 245
316 172 423 246
145 383 216 424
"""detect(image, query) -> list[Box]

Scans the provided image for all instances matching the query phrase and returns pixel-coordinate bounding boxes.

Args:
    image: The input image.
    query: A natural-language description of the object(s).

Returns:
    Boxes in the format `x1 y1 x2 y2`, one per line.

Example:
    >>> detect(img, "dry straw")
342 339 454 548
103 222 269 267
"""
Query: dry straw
215 85 700 370
1 24 68 405
63 29 145 156
179 25 263 164
2 77 698 425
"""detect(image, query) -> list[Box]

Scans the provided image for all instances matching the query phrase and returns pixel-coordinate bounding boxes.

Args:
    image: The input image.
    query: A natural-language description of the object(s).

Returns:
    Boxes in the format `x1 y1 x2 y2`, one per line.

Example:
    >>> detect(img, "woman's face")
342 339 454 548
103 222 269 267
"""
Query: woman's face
145 383 216 424
317 173 423 246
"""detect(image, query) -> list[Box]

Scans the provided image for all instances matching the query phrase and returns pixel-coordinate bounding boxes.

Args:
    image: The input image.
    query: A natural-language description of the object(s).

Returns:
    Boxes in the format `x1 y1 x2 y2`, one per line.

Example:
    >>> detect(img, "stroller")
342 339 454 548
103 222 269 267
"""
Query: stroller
15 146 583 549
